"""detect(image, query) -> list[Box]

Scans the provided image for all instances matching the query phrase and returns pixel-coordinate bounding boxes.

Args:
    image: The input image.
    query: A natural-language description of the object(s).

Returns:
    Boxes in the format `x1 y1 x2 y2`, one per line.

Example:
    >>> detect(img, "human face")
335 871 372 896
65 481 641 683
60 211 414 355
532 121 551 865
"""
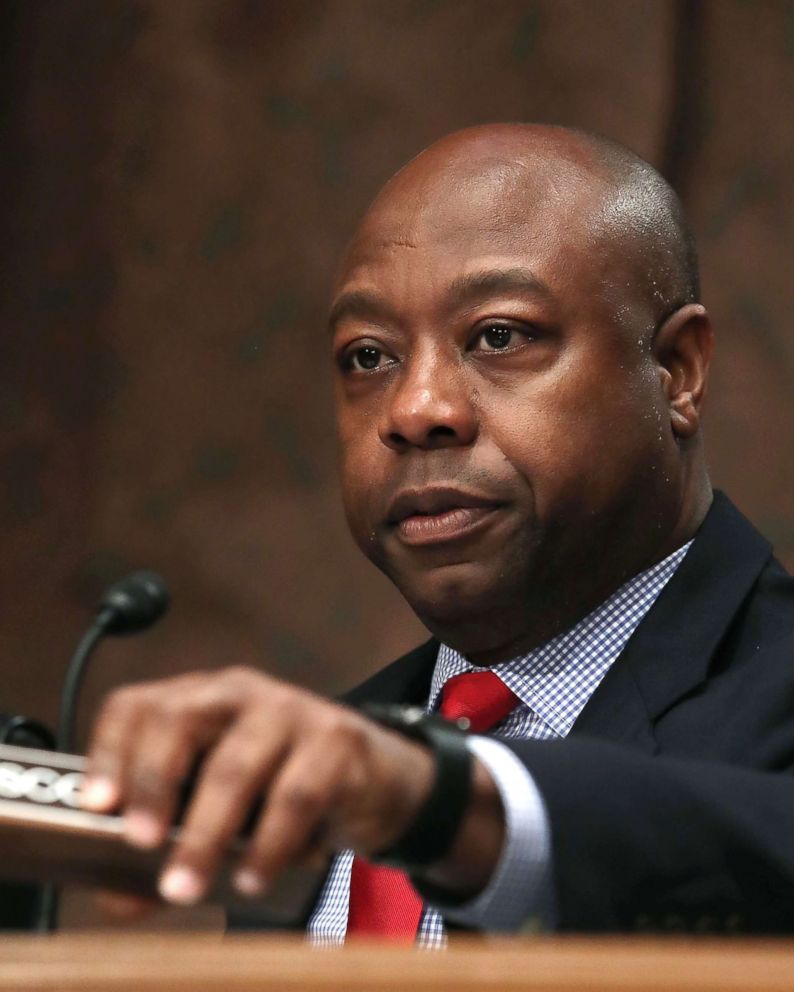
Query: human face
330 163 682 659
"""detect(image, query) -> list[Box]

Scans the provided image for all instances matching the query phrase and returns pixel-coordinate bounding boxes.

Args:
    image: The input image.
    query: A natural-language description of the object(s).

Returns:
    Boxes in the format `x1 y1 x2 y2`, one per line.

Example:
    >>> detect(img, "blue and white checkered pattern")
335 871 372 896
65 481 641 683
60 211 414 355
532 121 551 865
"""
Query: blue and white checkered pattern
307 541 692 947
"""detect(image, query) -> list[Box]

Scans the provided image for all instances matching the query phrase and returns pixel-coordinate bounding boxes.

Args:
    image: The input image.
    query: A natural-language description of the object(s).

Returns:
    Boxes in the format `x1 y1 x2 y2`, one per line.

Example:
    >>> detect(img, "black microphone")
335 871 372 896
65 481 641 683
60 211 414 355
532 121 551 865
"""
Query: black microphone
0 714 55 751
58 570 170 753
38 571 170 932
96 570 171 637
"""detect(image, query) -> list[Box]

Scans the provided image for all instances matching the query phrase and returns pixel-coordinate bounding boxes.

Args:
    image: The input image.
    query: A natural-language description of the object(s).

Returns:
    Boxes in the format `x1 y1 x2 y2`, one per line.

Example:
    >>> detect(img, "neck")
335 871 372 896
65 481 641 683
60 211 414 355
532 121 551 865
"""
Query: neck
428 474 713 667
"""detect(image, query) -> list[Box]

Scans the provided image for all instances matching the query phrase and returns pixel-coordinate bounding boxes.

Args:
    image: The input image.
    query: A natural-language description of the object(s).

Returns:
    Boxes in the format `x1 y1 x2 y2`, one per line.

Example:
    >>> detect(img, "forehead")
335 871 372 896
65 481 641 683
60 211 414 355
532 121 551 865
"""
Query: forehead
335 159 613 311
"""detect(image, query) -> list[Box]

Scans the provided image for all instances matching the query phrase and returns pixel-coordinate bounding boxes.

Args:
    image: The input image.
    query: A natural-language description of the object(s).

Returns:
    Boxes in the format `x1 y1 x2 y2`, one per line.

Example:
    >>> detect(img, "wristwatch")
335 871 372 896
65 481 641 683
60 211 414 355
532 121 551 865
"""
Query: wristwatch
359 702 473 869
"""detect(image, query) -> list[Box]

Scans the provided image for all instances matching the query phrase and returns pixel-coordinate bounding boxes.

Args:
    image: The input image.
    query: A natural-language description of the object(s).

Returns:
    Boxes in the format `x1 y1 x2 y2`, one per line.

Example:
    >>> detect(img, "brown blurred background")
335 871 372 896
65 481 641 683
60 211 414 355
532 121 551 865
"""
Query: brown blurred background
0 0 792 813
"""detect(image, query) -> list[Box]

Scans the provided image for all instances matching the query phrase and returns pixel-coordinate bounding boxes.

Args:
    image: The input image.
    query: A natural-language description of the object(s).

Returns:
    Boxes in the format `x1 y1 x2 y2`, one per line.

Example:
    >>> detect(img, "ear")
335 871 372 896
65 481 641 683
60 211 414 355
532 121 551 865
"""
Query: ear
652 303 714 440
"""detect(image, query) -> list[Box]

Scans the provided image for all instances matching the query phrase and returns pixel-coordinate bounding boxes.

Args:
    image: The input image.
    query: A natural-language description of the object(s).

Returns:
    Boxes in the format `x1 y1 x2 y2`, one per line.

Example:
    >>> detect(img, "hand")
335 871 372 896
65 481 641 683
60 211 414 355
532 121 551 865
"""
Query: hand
81 667 437 905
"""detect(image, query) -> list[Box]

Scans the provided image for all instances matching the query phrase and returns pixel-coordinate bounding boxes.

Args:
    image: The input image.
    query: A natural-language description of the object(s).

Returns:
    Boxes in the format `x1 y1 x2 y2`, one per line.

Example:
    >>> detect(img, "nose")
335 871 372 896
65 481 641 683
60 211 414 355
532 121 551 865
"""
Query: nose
378 347 477 451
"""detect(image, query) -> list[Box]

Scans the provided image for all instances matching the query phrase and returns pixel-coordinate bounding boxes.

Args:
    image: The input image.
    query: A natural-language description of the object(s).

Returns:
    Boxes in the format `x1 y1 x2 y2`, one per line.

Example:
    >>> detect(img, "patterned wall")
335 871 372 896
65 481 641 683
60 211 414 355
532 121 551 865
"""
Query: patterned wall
1 0 793 755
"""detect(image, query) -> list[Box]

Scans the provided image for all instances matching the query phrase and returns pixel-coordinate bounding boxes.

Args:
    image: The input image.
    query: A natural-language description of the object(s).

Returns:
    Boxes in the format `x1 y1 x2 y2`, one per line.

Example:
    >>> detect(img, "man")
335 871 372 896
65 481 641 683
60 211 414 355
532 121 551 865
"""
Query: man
82 124 794 940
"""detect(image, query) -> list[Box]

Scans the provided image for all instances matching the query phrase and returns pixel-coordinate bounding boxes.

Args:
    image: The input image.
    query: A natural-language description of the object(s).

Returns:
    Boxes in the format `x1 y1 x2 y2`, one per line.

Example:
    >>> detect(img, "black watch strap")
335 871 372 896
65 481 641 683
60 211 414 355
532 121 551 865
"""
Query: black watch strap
360 703 473 869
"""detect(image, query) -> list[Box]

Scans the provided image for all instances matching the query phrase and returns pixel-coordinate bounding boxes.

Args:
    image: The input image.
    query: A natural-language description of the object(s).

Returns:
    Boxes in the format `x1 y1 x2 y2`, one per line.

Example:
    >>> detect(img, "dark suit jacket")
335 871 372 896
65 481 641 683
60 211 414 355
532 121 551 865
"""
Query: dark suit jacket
338 491 794 934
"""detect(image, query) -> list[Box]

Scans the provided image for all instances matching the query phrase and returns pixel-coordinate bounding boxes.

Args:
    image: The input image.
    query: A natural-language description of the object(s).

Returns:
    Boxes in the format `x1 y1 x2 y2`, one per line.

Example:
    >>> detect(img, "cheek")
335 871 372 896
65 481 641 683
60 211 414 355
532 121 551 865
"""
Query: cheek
336 410 386 536
480 355 665 509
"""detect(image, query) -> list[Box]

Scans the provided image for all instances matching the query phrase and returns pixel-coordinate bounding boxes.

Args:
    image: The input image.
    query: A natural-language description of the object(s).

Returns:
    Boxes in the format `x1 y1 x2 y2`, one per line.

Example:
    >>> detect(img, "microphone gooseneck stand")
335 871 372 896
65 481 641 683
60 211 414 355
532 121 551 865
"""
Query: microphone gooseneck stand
58 607 114 756
38 571 170 932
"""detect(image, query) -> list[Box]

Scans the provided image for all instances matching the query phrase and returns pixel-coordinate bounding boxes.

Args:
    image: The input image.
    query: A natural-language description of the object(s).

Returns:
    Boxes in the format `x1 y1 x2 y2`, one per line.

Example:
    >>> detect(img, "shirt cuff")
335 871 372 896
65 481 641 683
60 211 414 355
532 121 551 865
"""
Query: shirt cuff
428 735 555 933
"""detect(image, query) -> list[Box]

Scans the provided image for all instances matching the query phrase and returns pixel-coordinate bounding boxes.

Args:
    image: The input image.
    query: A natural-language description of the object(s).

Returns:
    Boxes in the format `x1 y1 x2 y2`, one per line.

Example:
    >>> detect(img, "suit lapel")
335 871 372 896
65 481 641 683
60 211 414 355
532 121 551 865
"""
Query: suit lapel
573 492 772 749
569 660 659 753
342 639 438 708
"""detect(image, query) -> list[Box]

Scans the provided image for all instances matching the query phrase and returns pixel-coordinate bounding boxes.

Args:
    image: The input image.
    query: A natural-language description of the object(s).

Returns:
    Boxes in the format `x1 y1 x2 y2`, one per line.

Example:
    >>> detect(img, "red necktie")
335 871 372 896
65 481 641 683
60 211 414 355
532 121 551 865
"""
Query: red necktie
346 670 520 940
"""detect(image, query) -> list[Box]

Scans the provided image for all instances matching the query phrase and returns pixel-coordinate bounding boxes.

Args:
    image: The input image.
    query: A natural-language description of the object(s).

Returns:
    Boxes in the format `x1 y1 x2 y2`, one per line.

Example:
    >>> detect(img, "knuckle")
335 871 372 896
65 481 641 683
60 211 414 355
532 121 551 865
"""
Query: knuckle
225 665 262 689
156 697 191 722
157 692 211 731
152 674 210 713
322 711 367 751
104 681 181 724
131 762 180 797
204 751 260 788
277 781 325 818
102 684 142 719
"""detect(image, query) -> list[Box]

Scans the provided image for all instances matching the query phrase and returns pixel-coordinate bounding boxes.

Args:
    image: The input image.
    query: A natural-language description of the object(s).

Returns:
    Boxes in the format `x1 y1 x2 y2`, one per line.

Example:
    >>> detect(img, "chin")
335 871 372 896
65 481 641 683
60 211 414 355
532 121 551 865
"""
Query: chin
394 559 508 632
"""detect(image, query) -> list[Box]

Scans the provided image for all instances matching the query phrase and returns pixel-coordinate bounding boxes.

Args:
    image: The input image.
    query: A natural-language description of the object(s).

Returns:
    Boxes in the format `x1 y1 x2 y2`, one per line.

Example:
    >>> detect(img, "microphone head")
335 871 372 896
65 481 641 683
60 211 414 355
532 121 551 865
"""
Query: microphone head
98 570 170 635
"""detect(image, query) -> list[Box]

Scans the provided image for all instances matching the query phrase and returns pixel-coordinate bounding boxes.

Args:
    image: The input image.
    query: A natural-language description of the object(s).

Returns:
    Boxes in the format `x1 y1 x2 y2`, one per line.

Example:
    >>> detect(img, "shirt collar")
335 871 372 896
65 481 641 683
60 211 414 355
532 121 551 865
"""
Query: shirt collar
429 541 693 738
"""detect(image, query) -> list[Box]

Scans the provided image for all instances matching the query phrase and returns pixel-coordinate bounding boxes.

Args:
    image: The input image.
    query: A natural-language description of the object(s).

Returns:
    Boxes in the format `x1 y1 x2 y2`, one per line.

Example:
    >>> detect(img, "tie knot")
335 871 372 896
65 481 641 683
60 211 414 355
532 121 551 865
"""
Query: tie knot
439 670 520 733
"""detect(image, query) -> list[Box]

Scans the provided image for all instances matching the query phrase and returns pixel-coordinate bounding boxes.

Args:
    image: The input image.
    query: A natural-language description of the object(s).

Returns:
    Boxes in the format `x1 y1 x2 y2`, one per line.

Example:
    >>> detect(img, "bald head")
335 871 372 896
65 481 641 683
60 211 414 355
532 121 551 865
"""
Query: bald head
576 128 700 317
347 123 699 332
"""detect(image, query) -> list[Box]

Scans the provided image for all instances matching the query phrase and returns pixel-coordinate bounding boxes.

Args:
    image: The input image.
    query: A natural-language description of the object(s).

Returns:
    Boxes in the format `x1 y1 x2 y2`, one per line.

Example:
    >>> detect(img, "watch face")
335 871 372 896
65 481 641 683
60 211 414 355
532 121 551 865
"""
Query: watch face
360 703 471 741
359 703 422 728
402 707 426 725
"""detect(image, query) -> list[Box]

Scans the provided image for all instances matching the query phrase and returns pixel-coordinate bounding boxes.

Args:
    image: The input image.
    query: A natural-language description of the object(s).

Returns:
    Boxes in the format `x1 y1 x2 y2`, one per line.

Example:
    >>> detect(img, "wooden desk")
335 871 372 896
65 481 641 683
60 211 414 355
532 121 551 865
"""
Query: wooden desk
1 935 794 991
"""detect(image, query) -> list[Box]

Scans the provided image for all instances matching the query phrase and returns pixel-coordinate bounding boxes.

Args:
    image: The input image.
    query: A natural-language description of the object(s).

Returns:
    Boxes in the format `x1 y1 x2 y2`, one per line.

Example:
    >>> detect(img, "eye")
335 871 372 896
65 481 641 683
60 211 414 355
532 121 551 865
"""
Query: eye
473 322 532 352
342 343 394 373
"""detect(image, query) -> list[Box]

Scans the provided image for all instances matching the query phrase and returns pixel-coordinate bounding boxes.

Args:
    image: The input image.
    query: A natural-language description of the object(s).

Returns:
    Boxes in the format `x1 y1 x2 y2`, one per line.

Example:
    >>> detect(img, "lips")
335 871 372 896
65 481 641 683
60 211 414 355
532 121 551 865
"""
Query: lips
385 487 505 547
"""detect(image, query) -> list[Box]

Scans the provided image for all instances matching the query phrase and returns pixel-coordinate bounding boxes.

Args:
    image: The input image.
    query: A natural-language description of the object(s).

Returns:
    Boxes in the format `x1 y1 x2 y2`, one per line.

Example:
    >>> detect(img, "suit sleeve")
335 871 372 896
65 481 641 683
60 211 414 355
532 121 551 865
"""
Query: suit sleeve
506 735 794 933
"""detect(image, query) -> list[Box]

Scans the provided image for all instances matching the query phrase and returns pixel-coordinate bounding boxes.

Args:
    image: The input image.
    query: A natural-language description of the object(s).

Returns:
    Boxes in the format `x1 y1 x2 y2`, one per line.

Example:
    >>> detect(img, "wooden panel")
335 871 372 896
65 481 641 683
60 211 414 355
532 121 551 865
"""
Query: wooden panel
1 935 794 991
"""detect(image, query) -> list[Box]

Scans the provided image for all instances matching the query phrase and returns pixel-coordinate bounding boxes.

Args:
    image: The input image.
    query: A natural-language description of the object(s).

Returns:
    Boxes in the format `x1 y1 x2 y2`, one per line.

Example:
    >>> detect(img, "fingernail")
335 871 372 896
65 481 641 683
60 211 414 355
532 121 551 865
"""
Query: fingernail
159 866 204 905
233 868 267 897
80 777 117 810
124 811 164 849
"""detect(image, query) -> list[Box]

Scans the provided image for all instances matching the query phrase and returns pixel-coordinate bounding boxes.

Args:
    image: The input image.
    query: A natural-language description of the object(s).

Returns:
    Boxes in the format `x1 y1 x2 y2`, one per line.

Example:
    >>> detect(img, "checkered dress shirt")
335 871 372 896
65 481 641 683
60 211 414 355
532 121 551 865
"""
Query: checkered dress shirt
307 541 692 947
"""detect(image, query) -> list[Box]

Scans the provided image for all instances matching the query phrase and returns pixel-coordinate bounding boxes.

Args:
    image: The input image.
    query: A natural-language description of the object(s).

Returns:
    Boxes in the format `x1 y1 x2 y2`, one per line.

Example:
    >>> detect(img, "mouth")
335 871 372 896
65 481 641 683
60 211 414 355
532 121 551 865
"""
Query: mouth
385 487 506 547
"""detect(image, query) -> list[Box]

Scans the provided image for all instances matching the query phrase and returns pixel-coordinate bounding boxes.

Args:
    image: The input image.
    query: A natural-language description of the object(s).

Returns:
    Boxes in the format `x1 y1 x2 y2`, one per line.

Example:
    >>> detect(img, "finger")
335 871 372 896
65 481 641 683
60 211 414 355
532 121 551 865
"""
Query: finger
231 737 350 898
82 685 151 811
83 669 258 813
157 713 290 905
121 705 206 850
119 671 258 848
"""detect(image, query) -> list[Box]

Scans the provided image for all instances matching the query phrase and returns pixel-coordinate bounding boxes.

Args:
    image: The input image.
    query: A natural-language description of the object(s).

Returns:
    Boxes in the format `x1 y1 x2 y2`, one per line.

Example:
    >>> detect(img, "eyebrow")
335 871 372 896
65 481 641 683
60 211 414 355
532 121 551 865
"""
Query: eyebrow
327 290 399 334
328 266 554 332
446 267 555 307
